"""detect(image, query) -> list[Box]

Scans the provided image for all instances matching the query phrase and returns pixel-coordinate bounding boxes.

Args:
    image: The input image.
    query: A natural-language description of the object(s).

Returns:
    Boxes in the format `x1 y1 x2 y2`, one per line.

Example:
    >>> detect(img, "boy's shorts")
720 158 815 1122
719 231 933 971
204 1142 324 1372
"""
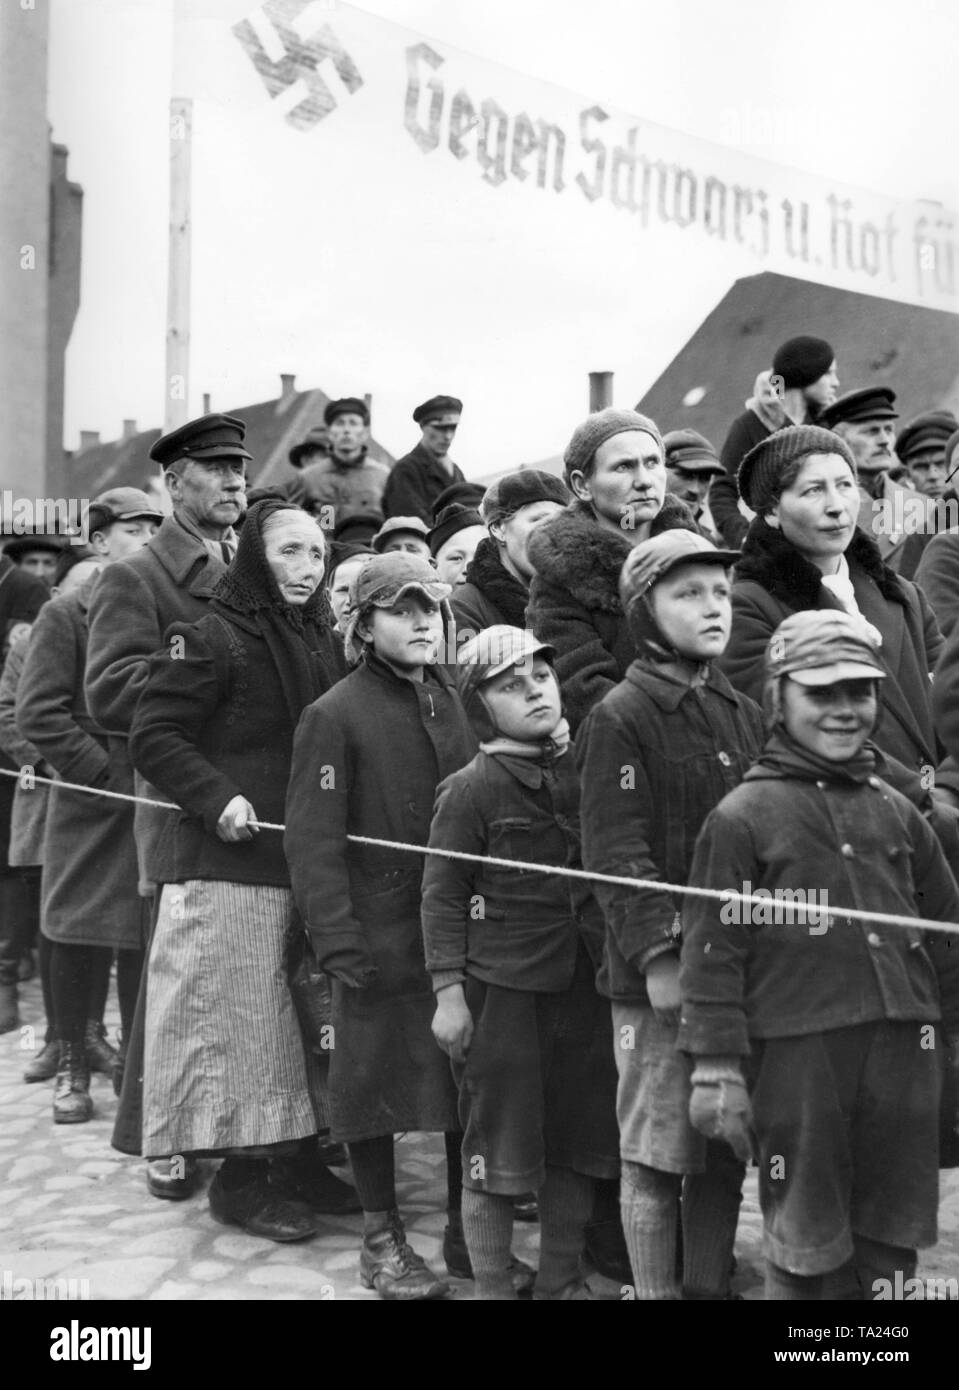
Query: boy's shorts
611 1001 706 1173
453 949 620 1195
750 1020 942 1278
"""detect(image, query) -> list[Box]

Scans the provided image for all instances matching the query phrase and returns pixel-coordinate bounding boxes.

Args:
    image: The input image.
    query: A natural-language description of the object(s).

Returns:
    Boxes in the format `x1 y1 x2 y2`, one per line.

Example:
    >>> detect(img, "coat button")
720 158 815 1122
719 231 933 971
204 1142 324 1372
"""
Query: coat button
717 751 731 767
867 932 882 947
868 777 882 789
840 843 855 858
816 780 827 790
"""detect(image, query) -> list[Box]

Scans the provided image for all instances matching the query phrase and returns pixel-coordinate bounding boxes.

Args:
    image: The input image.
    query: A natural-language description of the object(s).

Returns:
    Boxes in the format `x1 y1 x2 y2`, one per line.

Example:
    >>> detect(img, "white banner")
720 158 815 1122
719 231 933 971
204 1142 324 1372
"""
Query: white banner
174 0 959 470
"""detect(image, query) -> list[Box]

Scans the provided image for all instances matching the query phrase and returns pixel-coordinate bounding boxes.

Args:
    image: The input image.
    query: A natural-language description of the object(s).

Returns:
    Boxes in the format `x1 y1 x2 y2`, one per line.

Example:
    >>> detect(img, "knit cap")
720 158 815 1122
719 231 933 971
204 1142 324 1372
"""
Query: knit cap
563 408 663 485
738 425 857 514
771 336 835 391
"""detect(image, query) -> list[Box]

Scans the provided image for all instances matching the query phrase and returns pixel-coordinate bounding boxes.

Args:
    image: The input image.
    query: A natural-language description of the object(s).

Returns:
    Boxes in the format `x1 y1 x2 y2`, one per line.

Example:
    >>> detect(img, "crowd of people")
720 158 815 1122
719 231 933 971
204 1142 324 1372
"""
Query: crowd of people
2 339 959 1301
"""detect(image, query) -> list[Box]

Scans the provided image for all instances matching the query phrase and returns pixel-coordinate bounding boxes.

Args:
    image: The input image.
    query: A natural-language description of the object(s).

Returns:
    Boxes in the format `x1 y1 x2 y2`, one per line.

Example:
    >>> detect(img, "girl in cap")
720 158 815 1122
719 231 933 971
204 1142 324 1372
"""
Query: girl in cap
285 551 478 1301
680 609 959 1299
422 625 618 1298
577 531 764 1299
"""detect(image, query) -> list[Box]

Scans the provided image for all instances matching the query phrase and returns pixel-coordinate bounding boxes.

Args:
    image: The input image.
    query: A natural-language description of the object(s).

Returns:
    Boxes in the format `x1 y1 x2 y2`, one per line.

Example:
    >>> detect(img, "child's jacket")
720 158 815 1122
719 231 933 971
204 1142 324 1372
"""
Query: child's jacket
576 658 765 1003
678 733 959 1059
421 746 605 991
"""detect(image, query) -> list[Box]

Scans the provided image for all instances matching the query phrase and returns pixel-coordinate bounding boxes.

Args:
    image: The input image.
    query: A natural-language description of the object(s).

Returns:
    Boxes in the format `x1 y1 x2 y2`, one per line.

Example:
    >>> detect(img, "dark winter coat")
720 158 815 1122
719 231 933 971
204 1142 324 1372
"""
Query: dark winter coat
85 514 231 892
720 520 942 773
382 441 465 523
450 536 529 637
0 630 48 867
130 597 347 890
708 408 772 548
0 554 48 674
17 577 144 947
525 495 700 733
915 527 959 639
421 747 605 992
677 763 959 1057
577 660 765 1002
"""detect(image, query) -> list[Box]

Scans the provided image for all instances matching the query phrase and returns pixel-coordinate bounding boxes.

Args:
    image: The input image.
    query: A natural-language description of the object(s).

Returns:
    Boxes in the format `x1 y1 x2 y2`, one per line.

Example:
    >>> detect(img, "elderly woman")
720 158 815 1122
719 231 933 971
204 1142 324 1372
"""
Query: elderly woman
526 409 698 737
719 425 942 777
129 499 354 1241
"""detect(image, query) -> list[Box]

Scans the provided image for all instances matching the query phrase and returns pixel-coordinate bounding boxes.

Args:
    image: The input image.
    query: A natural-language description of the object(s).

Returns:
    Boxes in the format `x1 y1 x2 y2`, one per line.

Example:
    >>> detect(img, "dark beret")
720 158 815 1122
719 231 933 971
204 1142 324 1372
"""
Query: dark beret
818 387 898 429
413 395 463 425
771 336 835 391
480 469 570 526
324 398 370 427
149 413 251 468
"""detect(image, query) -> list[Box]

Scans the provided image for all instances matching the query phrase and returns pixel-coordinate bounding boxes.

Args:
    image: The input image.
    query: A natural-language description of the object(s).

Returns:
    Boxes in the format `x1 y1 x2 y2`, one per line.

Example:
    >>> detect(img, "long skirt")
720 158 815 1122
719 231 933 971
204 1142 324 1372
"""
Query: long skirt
142 879 327 1157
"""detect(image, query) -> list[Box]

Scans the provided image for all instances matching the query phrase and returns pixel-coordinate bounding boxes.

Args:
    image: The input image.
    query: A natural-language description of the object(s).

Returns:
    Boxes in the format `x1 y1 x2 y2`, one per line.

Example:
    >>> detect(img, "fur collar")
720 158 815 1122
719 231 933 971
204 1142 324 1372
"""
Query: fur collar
527 495 700 614
463 537 528 627
735 518 908 610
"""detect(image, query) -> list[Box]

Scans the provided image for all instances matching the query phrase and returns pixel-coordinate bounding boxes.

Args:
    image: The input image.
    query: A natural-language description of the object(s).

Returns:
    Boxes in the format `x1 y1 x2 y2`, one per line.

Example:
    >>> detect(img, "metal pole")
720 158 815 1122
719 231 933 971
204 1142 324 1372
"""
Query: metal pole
165 97 192 431
589 371 613 412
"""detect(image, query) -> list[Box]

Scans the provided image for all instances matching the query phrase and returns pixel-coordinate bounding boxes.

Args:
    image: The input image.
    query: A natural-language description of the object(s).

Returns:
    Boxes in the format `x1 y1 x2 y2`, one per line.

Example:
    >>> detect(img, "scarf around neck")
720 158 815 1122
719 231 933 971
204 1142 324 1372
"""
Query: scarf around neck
480 716 571 764
753 726 877 786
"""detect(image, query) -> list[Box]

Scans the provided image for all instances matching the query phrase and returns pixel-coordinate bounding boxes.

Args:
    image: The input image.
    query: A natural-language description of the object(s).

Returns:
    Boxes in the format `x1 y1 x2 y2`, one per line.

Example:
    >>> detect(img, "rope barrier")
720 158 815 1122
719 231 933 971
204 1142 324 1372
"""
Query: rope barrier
3 765 959 937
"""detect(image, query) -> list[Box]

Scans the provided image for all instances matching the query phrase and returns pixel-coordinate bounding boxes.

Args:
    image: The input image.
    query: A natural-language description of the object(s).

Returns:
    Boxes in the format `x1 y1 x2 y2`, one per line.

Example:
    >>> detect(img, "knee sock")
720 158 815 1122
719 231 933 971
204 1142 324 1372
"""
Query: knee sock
765 1261 824 1300
348 1135 397 1217
853 1236 916 1300
461 1188 516 1299
87 946 112 1026
51 941 93 1047
116 947 144 1043
444 1131 463 1215
620 1160 682 1300
682 1140 745 1297
535 1165 593 1299
37 933 54 1037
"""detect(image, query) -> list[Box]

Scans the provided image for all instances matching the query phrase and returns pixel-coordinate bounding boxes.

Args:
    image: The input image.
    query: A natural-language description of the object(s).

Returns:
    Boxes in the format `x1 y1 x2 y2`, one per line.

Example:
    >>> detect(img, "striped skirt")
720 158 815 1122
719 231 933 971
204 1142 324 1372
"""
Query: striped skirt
142 879 328 1157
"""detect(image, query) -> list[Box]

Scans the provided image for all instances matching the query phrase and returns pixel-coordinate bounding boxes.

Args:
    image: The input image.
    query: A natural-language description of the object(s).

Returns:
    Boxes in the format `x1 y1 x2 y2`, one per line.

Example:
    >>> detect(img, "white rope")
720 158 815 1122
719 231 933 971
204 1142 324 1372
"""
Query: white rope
3 766 959 937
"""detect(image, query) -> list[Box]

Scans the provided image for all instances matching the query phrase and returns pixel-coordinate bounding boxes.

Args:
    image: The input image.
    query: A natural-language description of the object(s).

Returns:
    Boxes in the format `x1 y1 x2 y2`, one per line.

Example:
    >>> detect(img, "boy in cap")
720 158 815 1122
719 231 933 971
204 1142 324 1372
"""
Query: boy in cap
422 625 618 1299
663 430 725 544
576 530 764 1299
285 552 478 1301
680 610 959 1300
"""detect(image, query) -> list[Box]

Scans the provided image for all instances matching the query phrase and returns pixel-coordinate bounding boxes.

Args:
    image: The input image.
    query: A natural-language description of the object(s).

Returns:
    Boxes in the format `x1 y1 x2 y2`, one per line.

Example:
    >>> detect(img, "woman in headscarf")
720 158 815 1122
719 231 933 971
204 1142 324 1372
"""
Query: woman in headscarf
129 499 355 1241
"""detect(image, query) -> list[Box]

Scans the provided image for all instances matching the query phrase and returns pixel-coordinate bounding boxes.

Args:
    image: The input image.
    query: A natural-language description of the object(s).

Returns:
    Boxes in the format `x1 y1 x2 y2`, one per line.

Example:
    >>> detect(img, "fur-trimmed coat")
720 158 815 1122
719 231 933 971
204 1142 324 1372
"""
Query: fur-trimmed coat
525 495 700 732
450 537 529 637
719 519 942 773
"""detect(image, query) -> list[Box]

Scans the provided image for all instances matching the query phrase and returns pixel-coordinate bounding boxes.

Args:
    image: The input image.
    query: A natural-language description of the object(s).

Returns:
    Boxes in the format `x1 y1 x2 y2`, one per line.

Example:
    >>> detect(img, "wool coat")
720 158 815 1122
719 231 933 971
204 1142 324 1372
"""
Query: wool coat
525 495 700 733
381 441 465 523
915 527 959 639
0 629 49 868
0 556 48 871
297 452 390 518
450 536 529 638
85 514 231 893
720 520 942 775
576 660 765 1003
285 651 477 1140
17 577 144 948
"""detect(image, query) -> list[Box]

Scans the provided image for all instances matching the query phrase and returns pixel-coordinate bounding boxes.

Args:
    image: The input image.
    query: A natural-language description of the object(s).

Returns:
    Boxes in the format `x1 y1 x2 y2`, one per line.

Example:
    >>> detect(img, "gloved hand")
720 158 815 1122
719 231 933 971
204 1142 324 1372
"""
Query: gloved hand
689 1059 754 1164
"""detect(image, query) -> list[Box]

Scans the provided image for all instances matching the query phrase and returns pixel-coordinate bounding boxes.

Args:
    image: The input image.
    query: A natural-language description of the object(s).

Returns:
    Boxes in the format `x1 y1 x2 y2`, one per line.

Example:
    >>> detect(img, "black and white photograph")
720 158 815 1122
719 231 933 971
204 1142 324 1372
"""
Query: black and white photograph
1 0 958 1359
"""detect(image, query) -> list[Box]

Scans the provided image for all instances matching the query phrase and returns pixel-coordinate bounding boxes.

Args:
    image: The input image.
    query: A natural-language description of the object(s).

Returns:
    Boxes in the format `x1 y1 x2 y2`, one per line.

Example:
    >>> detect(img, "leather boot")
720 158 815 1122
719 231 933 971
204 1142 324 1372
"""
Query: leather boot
360 1210 450 1300
270 1149 362 1215
0 984 18 1036
53 1042 93 1124
24 1034 60 1083
85 1019 120 1076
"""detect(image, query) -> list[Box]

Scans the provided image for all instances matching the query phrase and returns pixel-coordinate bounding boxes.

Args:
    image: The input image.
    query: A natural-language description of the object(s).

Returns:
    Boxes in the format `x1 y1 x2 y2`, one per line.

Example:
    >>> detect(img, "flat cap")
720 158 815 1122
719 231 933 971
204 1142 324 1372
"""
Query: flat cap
819 387 898 429
413 395 463 425
663 429 724 476
895 411 958 462
149 413 251 467
619 531 739 610
289 426 329 468
86 488 163 533
372 516 431 552
324 397 370 427
766 610 886 686
481 469 570 526
332 509 383 545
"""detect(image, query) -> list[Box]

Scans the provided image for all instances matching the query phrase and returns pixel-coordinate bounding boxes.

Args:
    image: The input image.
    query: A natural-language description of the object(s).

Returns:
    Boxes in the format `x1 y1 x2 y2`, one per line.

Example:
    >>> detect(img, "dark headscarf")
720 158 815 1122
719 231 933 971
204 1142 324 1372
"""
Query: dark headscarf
212 498 340 724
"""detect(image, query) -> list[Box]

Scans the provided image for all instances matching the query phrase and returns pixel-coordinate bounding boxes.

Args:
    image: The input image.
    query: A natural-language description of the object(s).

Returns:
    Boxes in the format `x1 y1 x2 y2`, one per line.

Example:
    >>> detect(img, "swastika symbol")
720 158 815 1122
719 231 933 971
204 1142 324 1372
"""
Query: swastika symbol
233 0 363 131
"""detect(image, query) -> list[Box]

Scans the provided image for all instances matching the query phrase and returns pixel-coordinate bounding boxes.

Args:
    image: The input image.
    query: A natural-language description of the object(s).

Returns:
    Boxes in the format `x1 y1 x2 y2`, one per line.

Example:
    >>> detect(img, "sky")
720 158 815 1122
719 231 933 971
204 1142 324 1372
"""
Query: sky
48 0 959 475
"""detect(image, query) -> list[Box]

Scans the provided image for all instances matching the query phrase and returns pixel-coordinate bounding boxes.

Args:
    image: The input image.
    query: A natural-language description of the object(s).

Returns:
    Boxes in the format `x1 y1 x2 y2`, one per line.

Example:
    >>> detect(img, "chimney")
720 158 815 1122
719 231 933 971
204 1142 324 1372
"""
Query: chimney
202 393 211 415
364 392 373 424
122 419 137 441
79 430 100 450
280 373 297 402
589 372 614 412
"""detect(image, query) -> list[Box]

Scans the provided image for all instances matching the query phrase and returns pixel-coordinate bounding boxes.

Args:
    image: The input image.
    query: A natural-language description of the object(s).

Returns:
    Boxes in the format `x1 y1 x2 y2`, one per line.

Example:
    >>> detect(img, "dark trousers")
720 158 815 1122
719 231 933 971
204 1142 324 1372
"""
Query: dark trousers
110 891 156 1156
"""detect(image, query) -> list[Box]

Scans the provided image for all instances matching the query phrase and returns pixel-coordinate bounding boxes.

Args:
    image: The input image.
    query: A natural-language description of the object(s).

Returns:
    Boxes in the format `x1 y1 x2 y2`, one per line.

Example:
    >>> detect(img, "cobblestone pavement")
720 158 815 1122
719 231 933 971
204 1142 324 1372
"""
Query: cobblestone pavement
2 974 958 1302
